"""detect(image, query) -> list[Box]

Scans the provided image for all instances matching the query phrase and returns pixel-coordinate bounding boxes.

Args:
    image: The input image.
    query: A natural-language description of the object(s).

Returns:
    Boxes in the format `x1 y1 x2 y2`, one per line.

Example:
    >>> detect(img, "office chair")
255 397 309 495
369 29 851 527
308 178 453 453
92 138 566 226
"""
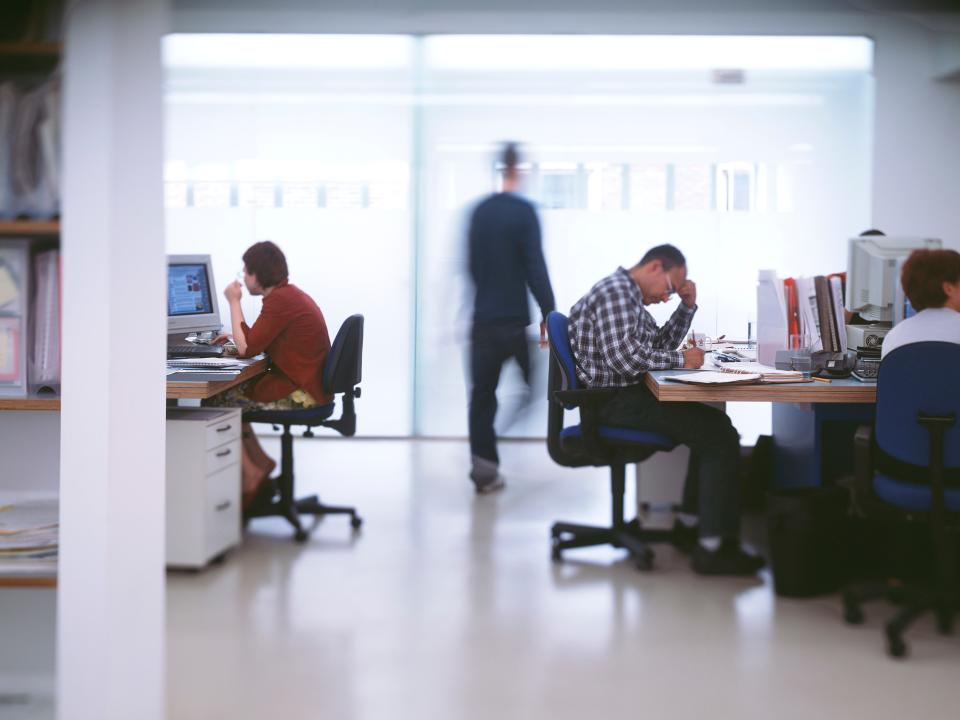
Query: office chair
243 314 364 543
546 311 680 571
841 342 960 658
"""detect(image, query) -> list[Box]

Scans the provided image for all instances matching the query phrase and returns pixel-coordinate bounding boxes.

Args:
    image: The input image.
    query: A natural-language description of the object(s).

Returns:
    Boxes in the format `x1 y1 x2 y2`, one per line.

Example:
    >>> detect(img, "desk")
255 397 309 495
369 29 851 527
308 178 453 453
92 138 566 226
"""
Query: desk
644 371 876 404
644 370 877 488
165 357 269 400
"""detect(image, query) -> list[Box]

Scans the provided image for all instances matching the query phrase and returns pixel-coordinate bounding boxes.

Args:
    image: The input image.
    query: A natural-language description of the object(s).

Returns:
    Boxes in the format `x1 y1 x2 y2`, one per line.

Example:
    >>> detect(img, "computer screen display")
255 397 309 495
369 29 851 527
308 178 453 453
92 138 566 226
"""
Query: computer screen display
168 263 214 317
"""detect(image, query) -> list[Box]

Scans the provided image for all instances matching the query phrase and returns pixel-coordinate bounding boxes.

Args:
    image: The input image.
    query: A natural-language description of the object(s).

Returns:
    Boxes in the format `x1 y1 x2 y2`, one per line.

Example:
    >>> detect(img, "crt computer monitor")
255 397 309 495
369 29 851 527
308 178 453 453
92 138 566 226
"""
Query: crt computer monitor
844 236 942 323
167 254 222 335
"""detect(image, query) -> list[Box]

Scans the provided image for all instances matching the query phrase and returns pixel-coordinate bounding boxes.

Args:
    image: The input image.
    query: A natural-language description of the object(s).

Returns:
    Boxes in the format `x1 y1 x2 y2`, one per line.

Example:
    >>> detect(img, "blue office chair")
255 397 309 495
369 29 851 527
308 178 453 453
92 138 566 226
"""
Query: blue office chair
546 311 680 570
842 341 960 658
243 314 364 542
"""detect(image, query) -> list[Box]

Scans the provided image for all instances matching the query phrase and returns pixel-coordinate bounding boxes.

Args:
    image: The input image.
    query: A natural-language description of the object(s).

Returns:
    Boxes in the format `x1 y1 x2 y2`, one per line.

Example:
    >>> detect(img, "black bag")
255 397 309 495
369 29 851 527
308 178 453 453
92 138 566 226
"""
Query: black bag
767 486 849 597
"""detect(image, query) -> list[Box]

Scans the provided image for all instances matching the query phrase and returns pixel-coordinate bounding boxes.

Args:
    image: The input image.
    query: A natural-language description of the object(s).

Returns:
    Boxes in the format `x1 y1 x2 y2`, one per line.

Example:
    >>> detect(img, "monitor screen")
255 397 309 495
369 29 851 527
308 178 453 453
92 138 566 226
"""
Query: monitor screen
168 263 214 317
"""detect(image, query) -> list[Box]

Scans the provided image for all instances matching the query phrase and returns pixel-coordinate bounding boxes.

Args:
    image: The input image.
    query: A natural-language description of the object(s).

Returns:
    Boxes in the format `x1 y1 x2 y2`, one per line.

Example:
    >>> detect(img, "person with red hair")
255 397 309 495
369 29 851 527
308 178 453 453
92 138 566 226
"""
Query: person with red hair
882 248 960 358
211 240 332 513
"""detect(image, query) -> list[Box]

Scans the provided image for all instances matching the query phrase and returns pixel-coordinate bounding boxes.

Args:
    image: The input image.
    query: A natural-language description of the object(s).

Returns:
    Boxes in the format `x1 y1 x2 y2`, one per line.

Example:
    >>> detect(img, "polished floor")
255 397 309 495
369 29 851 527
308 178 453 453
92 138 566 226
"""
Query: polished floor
167 439 960 720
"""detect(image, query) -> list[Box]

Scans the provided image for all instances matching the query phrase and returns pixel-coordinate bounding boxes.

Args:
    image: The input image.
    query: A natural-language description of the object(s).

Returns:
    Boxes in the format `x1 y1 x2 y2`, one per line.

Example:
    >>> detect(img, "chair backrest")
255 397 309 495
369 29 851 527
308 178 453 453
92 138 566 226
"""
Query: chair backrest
323 314 364 395
547 310 580 396
876 341 960 473
546 311 579 465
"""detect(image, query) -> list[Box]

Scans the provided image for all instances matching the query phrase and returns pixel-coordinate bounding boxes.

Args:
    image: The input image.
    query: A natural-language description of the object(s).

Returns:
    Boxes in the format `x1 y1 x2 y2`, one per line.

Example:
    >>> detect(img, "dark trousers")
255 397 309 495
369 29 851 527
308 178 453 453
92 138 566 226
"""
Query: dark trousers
599 383 742 539
469 322 530 465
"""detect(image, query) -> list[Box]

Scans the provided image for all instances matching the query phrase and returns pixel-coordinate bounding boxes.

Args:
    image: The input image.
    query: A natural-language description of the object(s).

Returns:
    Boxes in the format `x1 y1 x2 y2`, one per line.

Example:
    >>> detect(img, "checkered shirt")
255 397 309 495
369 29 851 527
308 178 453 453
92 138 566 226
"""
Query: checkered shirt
568 267 696 388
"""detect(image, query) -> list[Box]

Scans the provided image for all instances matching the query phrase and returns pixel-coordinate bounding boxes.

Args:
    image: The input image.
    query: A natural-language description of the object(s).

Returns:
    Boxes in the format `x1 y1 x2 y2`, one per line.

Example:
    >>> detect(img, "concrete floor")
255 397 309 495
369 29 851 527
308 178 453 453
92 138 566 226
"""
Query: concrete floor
167 438 960 720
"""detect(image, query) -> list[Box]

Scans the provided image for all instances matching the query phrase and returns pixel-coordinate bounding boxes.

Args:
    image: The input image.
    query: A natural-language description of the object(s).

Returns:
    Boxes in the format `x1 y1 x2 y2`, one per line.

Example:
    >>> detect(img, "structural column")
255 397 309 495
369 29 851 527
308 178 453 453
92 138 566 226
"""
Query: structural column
59 1 169 718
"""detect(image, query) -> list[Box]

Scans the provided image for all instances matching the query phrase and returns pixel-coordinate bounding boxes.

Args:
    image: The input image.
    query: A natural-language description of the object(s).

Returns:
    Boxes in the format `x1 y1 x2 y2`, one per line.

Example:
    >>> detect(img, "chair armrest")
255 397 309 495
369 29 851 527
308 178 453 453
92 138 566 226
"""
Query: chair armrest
553 387 620 407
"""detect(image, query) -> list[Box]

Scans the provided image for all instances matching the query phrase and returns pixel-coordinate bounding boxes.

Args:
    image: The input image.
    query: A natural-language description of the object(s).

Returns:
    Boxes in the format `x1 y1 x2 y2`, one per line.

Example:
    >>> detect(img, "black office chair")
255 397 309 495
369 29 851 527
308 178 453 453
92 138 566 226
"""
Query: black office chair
841 342 960 658
244 314 364 542
546 311 680 570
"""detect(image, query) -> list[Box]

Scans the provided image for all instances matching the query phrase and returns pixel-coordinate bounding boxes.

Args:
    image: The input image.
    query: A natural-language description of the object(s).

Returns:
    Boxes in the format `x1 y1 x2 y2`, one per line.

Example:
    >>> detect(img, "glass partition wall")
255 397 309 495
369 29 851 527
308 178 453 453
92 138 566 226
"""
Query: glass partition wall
164 35 873 442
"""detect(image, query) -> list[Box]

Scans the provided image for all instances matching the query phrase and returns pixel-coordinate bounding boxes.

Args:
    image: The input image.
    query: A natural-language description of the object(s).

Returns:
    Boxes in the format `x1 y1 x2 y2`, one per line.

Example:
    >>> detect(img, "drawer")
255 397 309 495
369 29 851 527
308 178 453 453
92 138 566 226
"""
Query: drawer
206 417 241 450
204 464 241 560
206 440 240 476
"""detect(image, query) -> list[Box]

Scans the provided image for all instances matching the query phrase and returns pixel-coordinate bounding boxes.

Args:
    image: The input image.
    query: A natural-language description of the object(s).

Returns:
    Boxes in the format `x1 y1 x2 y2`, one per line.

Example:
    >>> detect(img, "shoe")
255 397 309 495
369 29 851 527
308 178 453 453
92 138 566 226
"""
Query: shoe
671 520 699 554
473 474 506 495
691 540 765 576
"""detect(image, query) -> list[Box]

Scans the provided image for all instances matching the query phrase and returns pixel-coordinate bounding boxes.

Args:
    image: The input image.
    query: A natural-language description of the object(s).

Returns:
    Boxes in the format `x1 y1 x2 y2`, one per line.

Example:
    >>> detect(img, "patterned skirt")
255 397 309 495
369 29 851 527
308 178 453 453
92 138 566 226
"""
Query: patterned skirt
202 381 317 412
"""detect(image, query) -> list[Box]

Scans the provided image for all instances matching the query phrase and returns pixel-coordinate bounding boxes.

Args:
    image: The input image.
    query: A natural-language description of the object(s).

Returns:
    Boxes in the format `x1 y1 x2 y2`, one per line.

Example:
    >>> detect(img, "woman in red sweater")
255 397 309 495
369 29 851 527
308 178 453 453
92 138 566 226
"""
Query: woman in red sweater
211 241 332 512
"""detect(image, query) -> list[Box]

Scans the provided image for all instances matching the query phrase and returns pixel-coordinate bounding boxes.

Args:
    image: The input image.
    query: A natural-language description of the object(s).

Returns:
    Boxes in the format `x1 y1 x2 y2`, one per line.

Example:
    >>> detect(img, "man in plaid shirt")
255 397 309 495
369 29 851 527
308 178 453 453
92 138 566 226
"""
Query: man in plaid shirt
568 244 763 576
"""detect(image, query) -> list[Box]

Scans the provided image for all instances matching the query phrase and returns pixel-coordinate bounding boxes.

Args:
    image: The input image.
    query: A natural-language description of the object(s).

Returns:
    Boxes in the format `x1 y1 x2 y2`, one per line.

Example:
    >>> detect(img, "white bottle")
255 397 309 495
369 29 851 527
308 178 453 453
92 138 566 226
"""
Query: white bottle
757 269 788 366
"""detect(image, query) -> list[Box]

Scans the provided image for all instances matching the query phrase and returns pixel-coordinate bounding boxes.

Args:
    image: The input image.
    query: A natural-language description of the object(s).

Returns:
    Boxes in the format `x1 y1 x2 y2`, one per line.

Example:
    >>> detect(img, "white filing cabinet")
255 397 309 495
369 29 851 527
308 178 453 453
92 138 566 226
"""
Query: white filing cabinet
165 407 242 568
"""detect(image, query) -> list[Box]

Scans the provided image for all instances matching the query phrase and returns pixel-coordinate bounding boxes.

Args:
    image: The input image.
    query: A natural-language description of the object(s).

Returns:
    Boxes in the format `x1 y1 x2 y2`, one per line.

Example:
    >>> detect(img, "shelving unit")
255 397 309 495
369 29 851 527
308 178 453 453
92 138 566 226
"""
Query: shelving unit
0 36 62 593
0 41 61 72
0 576 56 588
0 220 60 236
0 396 61 411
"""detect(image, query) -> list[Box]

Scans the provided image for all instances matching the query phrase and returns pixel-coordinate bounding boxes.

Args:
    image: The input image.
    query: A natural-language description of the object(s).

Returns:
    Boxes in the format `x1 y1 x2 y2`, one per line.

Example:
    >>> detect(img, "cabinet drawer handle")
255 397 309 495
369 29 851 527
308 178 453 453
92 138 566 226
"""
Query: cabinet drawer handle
215 501 232 512
215 449 232 458
216 424 232 433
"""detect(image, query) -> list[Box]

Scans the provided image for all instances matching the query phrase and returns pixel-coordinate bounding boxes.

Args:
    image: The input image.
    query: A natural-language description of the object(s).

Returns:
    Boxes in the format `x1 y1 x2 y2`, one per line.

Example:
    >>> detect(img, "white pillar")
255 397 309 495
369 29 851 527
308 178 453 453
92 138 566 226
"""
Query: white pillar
58 2 168 719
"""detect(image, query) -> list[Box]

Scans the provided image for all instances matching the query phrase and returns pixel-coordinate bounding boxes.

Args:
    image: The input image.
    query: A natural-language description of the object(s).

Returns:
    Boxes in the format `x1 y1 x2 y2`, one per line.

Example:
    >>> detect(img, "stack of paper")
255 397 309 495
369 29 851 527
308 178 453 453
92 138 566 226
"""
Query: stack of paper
166 358 244 382
665 371 763 386
0 498 58 578
715 361 805 383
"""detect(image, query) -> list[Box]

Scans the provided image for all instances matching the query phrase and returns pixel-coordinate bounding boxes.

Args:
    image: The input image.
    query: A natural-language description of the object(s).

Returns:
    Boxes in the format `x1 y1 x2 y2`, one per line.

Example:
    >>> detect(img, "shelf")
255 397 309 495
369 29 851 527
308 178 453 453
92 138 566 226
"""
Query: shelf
0 575 56 588
0 220 59 236
0 396 61 411
0 42 62 71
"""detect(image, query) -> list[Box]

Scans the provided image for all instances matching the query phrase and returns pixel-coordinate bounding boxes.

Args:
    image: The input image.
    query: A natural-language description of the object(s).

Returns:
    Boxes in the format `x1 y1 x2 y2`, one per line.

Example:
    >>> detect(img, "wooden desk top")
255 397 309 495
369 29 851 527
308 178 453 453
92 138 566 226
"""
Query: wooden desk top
645 370 877 404
165 357 269 400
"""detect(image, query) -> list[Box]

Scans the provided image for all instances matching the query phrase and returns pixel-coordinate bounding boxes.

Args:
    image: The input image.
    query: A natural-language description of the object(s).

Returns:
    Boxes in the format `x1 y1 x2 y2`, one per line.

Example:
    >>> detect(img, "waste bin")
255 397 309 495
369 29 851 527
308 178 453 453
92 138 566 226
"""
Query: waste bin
767 486 848 597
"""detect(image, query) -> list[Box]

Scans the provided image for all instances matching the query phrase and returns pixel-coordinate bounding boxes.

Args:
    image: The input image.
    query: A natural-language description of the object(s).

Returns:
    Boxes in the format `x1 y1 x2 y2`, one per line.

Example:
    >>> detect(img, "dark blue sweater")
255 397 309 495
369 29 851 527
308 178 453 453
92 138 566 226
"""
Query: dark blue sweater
468 193 556 326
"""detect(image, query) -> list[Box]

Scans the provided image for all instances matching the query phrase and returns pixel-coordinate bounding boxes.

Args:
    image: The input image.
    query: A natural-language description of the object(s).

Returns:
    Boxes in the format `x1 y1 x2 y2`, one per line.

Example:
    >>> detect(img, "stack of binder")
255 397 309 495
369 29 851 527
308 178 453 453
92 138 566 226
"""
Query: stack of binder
0 240 29 397
30 249 60 392
759 271 847 356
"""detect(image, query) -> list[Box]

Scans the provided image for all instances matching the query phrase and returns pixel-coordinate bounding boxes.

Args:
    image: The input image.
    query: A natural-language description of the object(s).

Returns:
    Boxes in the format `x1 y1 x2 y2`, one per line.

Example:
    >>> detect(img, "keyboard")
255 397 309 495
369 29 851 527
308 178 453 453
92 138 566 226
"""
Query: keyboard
167 343 225 359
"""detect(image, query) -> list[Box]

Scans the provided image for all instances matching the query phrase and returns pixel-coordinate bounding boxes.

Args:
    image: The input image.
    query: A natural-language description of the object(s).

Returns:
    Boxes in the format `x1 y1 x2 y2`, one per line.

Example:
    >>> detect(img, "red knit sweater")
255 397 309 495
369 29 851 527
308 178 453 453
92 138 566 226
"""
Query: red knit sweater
239 281 332 405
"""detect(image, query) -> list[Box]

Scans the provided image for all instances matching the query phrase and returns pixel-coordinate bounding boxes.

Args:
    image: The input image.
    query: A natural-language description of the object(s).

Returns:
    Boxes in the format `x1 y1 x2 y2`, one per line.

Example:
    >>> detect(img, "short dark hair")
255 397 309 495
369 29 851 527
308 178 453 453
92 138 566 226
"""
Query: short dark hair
900 249 960 311
638 244 686 271
243 240 288 288
860 228 886 237
501 142 520 174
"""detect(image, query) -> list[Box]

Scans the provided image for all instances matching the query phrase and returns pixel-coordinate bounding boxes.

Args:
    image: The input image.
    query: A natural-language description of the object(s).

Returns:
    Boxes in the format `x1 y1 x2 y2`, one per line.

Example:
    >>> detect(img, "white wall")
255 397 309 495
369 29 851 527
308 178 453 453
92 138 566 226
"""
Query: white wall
170 1 960 251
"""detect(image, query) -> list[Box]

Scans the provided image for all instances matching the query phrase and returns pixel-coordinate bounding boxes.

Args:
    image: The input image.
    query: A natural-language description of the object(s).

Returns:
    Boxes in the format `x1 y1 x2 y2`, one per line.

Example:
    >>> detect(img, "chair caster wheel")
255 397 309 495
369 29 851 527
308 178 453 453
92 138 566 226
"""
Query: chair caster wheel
294 529 308 543
886 632 908 659
936 613 954 636
634 552 654 572
351 516 363 530
844 605 864 625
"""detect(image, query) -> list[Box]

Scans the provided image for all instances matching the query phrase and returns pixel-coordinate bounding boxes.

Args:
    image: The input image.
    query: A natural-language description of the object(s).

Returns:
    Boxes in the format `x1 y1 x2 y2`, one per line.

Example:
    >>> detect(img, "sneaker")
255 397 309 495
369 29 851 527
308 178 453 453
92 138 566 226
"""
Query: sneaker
473 474 506 495
691 540 765 576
